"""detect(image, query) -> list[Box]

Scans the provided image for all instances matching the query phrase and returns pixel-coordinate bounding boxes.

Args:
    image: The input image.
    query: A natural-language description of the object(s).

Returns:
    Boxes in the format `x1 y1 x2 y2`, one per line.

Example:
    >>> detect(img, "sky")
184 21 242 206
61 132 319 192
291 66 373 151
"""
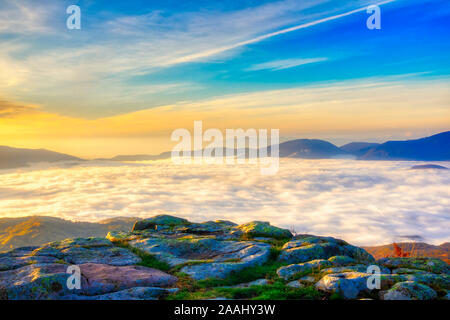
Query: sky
0 0 449 158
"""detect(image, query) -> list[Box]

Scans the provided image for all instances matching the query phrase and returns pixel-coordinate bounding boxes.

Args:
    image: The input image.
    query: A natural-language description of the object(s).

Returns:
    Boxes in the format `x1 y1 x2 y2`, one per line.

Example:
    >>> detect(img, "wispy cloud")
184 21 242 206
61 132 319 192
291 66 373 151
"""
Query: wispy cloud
0 0 56 34
0 100 37 118
167 0 396 64
247 58 328 71
0 0 395 117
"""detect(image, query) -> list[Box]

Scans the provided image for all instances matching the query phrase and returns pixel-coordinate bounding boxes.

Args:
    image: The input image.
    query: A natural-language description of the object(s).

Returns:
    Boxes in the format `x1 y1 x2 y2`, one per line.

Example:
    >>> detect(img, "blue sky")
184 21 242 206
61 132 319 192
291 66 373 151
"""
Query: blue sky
0 0 449 156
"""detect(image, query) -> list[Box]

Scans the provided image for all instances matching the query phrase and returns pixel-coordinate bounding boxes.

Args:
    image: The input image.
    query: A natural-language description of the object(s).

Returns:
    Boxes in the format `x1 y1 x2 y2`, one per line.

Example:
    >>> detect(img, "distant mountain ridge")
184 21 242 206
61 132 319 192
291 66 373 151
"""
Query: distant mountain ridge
0 146 82 169
1 131 449 168
103 130 449 162
277 139 349 158
359 131 450 161
95 151 172 162
363 242 450 264
0 216 138 252
340 142 381 157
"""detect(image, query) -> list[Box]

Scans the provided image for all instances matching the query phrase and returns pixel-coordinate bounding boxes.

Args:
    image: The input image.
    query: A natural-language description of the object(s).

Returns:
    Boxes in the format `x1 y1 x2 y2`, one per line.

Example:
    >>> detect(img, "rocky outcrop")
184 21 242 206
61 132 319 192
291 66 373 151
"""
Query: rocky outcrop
132 215 190 231
81 287 178 300
34 237 141 266
0 262 177 300
315 272 405 299
0 263 72 299
0 214 448 300
0 252 60 271
381 281 437 300
277 259 332 280
236 221 292 239
130 236 271 280
377 257 450 275
76 263 177 295
277 235 375 264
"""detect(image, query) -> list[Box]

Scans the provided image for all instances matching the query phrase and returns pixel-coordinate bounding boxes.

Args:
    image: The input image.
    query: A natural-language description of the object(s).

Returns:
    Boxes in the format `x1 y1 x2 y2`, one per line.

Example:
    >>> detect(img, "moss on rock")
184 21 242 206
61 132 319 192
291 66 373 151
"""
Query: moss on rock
236 221 293 240
132 215 190 231
382 281 437 300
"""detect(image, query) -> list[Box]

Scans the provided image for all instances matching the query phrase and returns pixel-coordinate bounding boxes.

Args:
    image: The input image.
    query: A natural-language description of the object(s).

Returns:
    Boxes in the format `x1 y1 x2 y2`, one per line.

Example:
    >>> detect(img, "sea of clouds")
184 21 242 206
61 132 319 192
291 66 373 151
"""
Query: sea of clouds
0 159 449 246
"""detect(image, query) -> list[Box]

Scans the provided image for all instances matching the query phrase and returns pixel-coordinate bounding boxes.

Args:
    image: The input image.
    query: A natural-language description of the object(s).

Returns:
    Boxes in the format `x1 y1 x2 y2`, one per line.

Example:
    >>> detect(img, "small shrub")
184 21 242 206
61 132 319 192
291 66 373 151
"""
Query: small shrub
393 243 410 257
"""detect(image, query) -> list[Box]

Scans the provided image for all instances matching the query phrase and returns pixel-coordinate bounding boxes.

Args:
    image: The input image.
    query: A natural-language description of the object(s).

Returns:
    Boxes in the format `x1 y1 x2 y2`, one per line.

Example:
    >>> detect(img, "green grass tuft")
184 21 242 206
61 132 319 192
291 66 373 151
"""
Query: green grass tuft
166 283 324 300
115 243 171 271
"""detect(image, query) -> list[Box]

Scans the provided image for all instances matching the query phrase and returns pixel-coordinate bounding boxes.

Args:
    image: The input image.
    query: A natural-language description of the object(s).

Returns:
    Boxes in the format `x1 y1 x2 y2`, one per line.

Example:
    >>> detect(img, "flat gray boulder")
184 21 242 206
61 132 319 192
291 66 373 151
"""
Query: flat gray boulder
0 253 60 271
277 259 332 280
76 263 177 295
0 263 73 300
0 262 177 300
33 238 141 266
130 235 271 280
315 272 405 299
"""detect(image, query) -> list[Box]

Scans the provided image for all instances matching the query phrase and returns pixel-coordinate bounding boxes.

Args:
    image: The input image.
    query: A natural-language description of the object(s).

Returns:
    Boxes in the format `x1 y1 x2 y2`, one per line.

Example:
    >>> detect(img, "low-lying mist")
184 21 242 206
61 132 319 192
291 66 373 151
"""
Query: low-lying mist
0 159 448 246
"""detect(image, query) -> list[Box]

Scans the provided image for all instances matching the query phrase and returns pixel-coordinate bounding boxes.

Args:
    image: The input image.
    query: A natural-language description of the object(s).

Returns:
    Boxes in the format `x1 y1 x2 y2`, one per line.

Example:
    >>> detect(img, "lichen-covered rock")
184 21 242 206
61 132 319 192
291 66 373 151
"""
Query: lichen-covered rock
315 272 405 299
106 230 143 242
392 268 429 275
2 214 446 301
381 281 437 300
88 287 178 300
0 262 177 300
177 220 237 236
298 275 316 284
2 247 39 257
321 264 391 275
320 265 369 275
76 263 177 295
236 221 293 239
132 215 190 231
328 255 356 266
32 238 141 266
130 236 270 268
47 237 113 249
315 272 370 299
404 272 450 290
0 263 73 300
31 246 65 259
107 221 239 243
61 287 178 300
0 253 60 271
180 242 271 280
377 257 450 274
61 246 141 266
278 235 374 264
277 259 332 280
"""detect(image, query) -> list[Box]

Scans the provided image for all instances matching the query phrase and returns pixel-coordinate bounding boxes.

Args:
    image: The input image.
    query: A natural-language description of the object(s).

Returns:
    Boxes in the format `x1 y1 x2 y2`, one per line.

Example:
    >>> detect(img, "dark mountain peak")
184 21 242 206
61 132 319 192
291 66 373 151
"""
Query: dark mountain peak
340 142 380 157
359 131 450 161
410 164 448 170
278 139 349 158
